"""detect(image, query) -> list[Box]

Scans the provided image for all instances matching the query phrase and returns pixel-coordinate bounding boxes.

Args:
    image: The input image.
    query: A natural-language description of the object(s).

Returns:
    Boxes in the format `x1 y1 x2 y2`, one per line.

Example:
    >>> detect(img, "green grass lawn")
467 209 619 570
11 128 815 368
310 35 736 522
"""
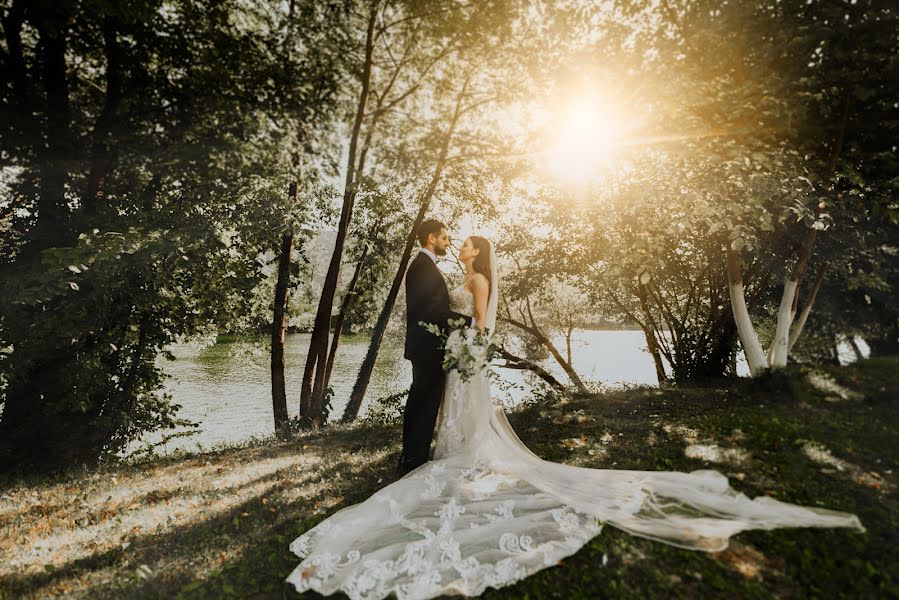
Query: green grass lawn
1 357 895 599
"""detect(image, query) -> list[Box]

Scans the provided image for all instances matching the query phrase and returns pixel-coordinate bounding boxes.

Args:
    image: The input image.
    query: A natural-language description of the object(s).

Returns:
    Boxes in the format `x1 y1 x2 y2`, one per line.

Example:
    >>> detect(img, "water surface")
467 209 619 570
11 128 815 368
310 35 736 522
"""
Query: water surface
137 330 746 455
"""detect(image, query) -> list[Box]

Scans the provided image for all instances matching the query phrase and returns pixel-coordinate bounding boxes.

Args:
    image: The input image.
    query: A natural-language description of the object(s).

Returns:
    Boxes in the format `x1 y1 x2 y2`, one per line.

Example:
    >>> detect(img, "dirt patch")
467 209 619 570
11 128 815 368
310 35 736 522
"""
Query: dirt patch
713 542 771 580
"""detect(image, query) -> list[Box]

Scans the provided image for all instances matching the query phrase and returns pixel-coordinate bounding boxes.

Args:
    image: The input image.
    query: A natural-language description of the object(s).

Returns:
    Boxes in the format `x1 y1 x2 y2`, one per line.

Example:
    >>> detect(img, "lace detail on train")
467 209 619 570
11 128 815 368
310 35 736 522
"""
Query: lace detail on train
286 287 864 600
287 449 603 600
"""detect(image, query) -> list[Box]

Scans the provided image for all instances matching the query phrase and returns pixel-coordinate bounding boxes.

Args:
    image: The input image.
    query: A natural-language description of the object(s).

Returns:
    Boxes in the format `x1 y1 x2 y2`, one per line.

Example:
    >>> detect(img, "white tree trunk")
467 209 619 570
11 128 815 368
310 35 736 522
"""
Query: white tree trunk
788 264 827 353
727 278 768 376
768 279 798 367
726 246 768 376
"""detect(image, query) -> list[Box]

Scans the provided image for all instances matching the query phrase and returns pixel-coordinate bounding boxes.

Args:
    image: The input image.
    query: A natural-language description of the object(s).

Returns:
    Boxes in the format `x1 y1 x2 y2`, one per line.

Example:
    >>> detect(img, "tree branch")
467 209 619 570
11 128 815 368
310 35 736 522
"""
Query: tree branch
495 346 564 390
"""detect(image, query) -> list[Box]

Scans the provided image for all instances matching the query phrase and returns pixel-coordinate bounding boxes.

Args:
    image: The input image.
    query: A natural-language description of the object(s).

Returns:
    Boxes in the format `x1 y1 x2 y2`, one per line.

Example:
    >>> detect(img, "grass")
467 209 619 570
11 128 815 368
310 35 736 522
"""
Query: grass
0 356 896 599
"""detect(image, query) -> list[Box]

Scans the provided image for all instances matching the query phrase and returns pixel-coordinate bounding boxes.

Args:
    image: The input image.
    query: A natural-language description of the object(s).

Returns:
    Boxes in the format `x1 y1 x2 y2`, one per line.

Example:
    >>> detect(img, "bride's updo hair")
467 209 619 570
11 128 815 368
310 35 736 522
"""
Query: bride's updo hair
469 236 492 294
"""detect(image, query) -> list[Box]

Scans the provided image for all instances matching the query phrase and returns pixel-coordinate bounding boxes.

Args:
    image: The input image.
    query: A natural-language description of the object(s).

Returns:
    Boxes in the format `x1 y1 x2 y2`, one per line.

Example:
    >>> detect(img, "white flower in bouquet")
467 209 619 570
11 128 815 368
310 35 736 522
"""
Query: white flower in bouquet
420 318 497 382
445 329 465 356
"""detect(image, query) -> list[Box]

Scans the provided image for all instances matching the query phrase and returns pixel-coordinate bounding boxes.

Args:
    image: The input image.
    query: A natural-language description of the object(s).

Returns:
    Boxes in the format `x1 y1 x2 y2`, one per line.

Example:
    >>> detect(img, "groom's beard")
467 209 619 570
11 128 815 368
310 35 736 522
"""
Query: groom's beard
435 246 447 256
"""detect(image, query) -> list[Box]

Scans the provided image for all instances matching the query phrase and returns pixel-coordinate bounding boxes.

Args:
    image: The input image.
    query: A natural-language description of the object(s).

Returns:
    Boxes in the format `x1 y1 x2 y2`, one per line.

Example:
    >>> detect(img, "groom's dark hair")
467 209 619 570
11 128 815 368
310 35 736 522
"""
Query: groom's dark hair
418 219 446 245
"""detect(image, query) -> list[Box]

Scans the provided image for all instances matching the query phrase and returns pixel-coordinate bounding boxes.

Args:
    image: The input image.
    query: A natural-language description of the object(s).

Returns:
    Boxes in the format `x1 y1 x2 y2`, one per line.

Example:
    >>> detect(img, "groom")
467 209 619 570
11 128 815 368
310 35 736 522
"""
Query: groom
398 219 470 477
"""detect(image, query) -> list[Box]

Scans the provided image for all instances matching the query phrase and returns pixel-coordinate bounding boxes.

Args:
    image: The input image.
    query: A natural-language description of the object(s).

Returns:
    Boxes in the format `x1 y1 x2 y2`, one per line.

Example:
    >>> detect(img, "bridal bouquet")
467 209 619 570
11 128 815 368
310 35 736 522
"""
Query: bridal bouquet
421 318 498 382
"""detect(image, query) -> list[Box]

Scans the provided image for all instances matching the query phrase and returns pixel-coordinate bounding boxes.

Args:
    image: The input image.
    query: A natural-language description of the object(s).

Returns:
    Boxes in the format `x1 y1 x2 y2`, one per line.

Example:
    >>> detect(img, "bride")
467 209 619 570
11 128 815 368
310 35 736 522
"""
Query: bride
286 235 863 600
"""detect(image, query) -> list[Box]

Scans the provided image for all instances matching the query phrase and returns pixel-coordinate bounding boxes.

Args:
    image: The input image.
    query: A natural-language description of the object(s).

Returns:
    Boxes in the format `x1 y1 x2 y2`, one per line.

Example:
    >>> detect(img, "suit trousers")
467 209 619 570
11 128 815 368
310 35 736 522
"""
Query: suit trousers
400 357 446 470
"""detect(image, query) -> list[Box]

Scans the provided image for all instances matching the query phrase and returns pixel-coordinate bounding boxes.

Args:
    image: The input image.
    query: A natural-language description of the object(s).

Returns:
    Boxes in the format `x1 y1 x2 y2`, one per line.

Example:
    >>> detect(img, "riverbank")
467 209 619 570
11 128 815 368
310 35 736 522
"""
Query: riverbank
1 357 896 598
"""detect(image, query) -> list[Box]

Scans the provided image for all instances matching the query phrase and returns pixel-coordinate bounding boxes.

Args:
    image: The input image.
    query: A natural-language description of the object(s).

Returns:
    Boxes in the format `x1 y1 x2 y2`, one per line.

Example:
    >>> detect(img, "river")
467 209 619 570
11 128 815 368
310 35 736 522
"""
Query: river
133 331 868 456
131 330 681 455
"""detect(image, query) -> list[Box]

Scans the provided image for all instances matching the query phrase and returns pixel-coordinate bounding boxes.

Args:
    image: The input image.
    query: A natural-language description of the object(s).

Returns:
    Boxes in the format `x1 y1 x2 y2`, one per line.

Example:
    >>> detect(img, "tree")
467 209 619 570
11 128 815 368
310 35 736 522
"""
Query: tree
299 0 380 427
676 0 899 374
515 0 897 380
298 0 478 425
495 225 592 392
323 181 407 387
342 74 473 421
302 0 524 424
339 0 551 421
268 1 352 438
0 0 349 473
271 184 297 439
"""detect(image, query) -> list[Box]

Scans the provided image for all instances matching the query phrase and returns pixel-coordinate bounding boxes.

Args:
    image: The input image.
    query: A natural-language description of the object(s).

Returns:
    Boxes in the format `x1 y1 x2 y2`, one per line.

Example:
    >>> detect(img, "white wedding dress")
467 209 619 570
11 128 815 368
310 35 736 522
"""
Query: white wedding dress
286 260 863 600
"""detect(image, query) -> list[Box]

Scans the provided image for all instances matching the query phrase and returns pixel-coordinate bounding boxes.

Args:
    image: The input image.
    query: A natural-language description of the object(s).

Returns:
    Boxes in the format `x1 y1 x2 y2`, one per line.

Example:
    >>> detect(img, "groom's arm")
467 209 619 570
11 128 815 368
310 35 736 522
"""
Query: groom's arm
406 259 438 329
443 308 470 326
436 308 469 330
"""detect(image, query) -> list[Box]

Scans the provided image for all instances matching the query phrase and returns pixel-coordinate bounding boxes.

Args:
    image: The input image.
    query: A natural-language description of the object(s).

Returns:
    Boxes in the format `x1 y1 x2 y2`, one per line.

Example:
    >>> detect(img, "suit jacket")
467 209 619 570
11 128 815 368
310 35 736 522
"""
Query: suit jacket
404 252 469 363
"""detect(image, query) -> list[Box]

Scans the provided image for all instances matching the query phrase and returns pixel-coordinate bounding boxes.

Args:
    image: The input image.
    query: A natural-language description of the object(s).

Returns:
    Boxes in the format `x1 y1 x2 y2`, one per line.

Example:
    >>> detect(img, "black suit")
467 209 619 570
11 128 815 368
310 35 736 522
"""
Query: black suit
400 251 468 473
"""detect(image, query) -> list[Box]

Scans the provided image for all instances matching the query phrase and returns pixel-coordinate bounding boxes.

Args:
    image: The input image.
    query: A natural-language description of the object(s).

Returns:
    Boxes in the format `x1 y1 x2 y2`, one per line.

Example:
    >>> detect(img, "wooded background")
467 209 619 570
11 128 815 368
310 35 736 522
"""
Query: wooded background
1 0 896 475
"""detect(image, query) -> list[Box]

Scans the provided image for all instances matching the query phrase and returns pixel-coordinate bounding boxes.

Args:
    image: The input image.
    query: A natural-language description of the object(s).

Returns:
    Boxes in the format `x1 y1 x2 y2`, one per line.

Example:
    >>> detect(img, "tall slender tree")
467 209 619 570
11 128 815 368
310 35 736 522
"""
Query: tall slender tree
299 0 380 426
300 0 486 424
271 182 297 438
343 75 472 421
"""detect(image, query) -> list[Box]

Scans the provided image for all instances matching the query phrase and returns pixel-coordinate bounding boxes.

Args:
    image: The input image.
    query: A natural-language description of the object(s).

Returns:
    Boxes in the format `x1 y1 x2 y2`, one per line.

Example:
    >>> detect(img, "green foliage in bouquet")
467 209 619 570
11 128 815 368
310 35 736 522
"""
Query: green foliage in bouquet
420 318 499 382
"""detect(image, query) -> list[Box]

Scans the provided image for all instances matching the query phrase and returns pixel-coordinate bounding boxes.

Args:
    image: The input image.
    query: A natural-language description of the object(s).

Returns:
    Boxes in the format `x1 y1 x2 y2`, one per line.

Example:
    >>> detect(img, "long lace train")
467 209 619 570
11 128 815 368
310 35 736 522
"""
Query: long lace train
286 370 864 600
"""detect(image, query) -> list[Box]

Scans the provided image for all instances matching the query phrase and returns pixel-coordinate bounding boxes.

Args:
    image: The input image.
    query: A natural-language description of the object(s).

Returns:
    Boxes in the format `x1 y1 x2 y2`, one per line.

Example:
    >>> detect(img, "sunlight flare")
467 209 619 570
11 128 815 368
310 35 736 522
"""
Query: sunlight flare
541 88 640 185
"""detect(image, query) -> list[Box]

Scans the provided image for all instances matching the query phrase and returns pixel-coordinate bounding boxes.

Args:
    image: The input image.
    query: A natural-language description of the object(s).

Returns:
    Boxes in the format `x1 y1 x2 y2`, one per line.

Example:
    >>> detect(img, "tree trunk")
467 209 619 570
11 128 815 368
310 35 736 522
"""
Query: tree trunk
324 244 369 387
847 336 864 362
772 88 851 367
83 15 122 219
768 278 798 367
2 0 39 157
788 262 828 353
342 77 469 423
495 346 564 390
725 244 768 376
299 2 379 426
641 326 668 383
539 331 589 394
30 7 75 254
636 282 668 383
728 348 738 375
271 183 296 439
770 226 817 366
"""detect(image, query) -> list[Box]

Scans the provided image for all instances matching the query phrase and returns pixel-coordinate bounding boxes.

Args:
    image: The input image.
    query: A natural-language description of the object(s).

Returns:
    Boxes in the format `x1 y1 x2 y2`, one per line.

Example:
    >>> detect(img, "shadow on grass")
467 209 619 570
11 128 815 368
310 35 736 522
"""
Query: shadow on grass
2 433 401 599
2 358 896 599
